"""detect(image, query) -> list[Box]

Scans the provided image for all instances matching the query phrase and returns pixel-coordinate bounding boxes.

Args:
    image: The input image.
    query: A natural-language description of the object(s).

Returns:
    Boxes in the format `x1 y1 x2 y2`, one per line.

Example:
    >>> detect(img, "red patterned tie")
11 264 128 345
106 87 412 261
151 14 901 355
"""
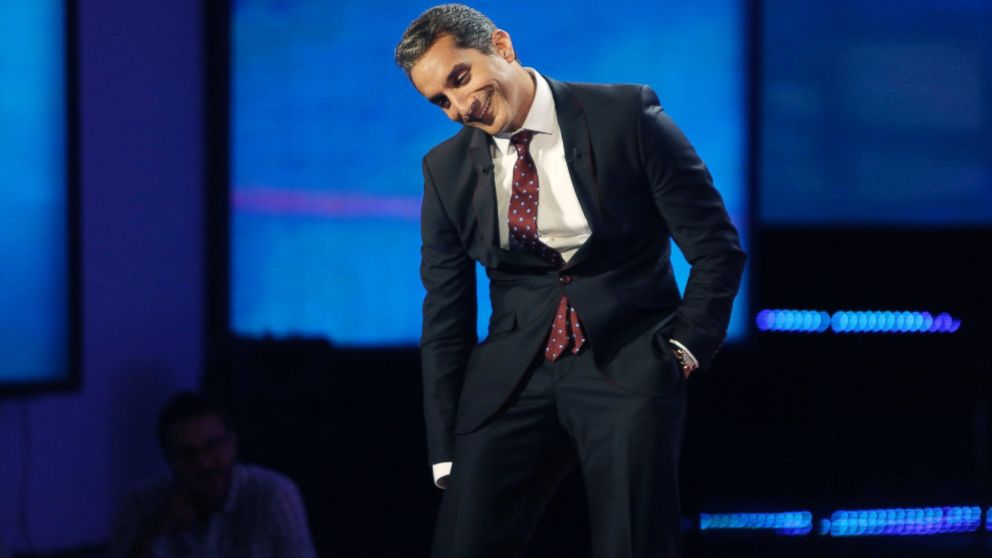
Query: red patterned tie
508 131 586 361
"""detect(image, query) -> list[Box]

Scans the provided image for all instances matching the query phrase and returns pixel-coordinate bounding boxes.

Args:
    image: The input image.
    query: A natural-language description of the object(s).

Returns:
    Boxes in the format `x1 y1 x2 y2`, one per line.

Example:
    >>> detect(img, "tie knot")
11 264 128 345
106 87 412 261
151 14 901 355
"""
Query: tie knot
510 130 534 152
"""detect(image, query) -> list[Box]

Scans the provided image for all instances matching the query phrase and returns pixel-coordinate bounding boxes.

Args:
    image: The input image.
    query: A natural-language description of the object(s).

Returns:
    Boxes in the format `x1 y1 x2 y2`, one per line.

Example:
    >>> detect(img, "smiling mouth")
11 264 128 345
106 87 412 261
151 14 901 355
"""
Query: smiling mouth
467 89 493 124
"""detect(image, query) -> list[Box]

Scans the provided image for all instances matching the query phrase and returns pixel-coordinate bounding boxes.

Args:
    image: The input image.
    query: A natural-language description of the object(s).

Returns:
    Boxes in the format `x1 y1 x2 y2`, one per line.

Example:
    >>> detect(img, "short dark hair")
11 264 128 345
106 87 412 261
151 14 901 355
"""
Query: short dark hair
394 4 498 75
156 391 229 451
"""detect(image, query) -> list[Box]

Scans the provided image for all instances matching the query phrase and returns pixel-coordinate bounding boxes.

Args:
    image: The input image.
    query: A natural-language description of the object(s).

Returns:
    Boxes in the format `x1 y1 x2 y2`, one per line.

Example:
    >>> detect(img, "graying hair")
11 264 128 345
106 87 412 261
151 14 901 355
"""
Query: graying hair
394 4 498 75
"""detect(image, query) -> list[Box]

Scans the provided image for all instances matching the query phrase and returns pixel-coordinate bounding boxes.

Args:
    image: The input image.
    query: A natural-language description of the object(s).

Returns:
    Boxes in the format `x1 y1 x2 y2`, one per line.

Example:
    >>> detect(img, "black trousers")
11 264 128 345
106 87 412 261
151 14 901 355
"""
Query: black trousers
431 347 687 558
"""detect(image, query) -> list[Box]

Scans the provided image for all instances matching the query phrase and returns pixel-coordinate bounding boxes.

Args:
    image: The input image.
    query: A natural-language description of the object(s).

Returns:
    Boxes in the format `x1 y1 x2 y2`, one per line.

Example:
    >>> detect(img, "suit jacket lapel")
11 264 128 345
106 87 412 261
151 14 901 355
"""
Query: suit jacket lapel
468 130 499 251
546 77 602 269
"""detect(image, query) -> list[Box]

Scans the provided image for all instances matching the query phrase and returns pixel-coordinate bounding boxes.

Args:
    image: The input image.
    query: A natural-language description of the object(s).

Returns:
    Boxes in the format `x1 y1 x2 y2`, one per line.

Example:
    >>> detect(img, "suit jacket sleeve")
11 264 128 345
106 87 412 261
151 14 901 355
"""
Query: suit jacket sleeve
419 156 478 466
637 85 746 371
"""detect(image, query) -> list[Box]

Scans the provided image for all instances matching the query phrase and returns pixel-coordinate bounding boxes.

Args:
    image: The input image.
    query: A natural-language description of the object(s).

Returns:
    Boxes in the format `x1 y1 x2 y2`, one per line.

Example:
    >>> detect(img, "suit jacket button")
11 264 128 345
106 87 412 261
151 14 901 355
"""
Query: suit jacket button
559 275 573 284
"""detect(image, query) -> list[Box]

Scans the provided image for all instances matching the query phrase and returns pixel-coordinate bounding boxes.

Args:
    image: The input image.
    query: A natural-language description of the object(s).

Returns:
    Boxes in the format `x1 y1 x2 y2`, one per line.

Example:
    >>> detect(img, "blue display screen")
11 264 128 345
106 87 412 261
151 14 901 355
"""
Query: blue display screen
760 0 992 225
231 0 748 346
0 1 70 387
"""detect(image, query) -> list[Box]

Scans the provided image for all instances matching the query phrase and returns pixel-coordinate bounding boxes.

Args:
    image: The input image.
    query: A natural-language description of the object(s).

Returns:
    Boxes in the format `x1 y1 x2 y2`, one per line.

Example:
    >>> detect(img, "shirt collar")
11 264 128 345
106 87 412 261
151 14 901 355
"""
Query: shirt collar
491 68 555 155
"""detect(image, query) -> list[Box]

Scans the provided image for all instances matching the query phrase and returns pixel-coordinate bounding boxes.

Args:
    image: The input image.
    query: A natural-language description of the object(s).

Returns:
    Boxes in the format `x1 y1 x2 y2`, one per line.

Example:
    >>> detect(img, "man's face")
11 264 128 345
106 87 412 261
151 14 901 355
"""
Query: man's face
410 31 533 136
163 415 237 508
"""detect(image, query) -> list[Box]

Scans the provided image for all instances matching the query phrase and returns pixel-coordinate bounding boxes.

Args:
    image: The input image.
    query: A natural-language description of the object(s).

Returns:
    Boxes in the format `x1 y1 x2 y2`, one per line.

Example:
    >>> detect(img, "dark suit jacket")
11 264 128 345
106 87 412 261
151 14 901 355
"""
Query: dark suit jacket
418 76 746 465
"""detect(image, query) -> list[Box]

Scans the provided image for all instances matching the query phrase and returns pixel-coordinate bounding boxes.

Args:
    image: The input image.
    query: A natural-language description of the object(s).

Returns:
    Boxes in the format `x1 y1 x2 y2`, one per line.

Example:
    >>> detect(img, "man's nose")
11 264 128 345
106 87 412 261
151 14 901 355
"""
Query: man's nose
449 92 472 120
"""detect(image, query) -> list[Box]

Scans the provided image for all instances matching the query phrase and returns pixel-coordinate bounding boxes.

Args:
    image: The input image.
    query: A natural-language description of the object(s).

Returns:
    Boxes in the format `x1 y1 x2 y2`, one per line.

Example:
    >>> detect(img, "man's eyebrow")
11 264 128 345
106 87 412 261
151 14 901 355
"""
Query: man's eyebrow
427 63 471 106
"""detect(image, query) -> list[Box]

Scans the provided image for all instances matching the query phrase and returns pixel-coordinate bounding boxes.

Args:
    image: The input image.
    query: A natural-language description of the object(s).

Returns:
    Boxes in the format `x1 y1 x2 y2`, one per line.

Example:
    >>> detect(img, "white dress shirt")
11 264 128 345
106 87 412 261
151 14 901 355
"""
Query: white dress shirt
431 70 697 489
490 70 591 262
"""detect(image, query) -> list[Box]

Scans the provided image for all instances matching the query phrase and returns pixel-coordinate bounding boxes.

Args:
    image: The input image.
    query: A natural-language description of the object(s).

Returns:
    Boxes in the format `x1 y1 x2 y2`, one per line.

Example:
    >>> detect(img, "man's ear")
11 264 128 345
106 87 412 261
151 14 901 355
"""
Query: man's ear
491 29 515 62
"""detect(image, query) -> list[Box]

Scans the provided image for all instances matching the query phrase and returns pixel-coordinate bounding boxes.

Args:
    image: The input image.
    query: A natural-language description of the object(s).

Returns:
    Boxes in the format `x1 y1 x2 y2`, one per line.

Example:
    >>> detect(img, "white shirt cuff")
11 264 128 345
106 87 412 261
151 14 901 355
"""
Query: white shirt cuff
432 462 452 489
668 339 699 369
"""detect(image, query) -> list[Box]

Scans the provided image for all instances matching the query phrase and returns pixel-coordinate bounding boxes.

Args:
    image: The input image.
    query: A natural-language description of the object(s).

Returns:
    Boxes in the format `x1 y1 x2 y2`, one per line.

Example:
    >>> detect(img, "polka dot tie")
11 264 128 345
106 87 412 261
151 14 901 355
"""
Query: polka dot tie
508 131 586 361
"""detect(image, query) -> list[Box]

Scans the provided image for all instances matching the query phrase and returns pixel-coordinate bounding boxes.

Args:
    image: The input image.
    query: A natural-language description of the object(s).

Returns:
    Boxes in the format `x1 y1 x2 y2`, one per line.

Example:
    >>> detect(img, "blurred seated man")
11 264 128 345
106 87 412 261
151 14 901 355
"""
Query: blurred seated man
108 391 316 558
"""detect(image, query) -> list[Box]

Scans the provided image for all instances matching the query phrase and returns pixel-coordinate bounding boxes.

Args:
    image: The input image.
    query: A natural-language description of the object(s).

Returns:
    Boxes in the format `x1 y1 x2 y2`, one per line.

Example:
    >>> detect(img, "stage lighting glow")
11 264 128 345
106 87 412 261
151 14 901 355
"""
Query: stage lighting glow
699 511 813 535
755 309 830 333
832 311 961 334
828 506 981 536
757 309 961 334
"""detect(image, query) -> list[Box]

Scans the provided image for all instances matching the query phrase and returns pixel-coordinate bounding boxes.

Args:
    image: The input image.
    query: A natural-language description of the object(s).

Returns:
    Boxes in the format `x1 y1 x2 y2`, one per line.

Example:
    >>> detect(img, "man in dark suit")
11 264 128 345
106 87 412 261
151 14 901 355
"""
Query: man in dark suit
395 5 745 557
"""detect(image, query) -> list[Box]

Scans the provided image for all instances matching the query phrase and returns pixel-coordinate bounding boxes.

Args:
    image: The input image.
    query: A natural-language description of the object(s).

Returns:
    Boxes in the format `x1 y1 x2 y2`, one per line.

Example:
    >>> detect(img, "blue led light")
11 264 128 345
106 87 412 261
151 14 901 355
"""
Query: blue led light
828 506 981 536
756 309 830 333
757 309 961 334
700 506 986 538
699 511 813 536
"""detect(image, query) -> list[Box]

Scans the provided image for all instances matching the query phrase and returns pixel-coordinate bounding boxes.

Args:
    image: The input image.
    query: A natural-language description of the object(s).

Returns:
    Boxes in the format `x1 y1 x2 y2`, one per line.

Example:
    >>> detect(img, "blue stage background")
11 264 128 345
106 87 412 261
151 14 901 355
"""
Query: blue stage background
0 1 68 385
231 0 748 346
761 0 992 225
